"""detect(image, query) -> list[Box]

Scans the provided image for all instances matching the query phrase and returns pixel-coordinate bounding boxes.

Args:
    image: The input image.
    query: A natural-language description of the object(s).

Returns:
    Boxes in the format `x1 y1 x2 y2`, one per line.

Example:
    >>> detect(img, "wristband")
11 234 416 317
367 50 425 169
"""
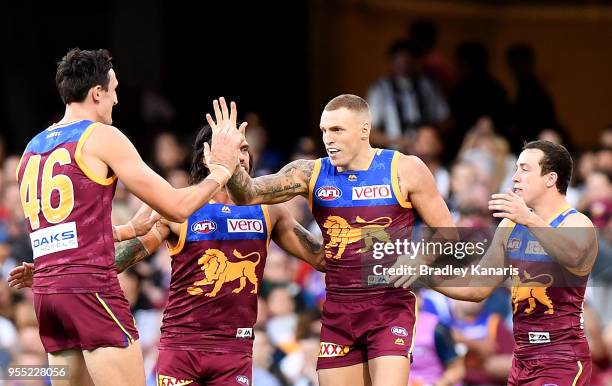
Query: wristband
206 168 230 186
208 163 233 179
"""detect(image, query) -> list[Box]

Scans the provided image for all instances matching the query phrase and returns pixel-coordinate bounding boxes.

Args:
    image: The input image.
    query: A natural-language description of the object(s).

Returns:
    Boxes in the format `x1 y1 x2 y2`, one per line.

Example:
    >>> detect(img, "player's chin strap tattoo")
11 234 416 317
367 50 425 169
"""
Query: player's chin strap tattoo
293 222 325 271
226 159 314 204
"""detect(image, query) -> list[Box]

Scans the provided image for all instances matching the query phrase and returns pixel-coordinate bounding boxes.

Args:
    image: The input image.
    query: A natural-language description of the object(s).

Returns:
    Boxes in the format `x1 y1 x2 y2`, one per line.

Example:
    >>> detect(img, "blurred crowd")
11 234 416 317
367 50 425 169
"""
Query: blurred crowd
0 19 611 386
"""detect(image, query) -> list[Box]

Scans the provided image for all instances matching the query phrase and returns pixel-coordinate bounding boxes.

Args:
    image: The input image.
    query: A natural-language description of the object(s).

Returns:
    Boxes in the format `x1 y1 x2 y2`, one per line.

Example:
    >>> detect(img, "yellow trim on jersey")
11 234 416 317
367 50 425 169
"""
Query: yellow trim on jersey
572 360 584 386
546 204 573 224
390 151 413 209
308 159 322 209
408 290 418 355
75 122 117 186
95 293 134 344
167 221 188 256
262 204 272 245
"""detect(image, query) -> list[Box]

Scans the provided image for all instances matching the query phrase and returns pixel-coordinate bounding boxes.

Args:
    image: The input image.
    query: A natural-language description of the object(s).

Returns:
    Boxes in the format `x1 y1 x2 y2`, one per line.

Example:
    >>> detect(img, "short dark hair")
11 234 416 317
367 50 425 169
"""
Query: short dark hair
56 48 113 104
189 124 251 184
324 94 369 113
523 140 573 194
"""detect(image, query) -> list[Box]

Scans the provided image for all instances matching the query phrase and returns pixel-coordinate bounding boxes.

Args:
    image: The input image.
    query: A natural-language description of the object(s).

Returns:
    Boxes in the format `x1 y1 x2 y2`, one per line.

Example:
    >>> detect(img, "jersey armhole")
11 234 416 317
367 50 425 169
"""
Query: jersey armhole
308 159 322 210
390 151 412 209
262 204 272 246
167 221 188 256
75 122 117 186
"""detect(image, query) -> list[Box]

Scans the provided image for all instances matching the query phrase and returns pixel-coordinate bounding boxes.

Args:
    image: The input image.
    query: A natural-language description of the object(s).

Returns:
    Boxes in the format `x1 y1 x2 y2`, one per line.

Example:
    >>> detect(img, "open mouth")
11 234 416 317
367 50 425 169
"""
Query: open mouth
513 187 523 194
327 148 340 156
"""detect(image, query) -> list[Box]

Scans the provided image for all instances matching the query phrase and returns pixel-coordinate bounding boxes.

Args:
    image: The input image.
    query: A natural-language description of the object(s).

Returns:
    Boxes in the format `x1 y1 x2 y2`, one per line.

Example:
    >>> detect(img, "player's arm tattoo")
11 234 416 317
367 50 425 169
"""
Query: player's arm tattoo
227 159 315 204
293 222 323 255
115 237 150 273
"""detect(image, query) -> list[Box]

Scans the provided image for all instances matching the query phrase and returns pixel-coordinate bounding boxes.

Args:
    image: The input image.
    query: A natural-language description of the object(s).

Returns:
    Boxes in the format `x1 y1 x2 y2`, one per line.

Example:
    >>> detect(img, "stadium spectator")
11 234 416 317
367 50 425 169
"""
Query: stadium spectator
367 39 449 150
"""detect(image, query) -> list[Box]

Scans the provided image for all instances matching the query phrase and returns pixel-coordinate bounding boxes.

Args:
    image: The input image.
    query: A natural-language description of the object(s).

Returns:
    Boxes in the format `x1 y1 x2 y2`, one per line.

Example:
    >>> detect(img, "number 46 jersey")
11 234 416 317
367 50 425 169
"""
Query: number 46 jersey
16 120 119 294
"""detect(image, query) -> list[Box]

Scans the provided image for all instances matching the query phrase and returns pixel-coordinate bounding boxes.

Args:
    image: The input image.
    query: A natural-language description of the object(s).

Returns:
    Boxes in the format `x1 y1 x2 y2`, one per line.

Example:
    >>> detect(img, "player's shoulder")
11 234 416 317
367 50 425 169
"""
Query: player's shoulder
560 210 594 228
394 152 431 180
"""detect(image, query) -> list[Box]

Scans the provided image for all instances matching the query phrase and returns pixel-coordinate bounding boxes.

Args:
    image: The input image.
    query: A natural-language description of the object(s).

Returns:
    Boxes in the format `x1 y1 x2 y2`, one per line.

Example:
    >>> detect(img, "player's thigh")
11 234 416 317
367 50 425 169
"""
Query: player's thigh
368 355 410 386
318 363 371 386
82 340 145 386
47 349 93 386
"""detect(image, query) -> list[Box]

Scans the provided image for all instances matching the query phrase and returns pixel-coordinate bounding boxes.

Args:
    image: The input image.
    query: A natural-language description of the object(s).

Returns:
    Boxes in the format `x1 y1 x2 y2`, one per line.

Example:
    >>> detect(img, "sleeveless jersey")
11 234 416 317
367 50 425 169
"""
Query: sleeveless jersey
159 202 270 353
506 205 590 359
16 120 118 293
310 149 417 299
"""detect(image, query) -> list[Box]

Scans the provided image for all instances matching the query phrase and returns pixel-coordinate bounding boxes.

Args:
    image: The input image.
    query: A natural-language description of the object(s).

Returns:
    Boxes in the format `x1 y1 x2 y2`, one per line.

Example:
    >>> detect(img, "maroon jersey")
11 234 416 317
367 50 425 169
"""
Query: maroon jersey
310 149 417 299
507 206 591 360
159 203 270 353
16 120 118 294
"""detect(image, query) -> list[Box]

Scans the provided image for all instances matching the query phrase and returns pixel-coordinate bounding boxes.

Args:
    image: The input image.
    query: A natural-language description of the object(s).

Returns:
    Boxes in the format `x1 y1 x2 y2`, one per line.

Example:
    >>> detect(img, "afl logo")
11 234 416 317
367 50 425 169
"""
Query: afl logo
236 375 250 385
391 326 408 337
316 186 342 201
191 220 217 234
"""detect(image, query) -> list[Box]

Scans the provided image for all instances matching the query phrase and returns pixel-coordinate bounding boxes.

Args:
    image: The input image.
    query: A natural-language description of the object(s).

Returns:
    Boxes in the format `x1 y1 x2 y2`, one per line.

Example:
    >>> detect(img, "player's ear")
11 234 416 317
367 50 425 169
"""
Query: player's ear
546 172 558 188
91 85 103 103
361 122 370 141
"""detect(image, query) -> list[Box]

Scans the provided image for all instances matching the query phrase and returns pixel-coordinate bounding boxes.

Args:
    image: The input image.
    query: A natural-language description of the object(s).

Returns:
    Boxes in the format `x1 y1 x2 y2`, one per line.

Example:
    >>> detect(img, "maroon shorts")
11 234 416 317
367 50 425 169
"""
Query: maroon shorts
157 348 252 386
317 290 416 370
34 290 139 353
508 355 591 386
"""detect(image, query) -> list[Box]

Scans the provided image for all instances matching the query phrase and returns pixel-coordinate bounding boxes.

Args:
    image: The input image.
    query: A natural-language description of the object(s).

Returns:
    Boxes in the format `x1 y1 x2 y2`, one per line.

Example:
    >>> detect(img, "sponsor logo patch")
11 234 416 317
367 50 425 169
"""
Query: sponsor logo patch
391 326 408 337
319 342 350 358
525 241 546 255
528 331 551 344
316 186 342 201
236 328 253 339
235 375 250 385
222 206 231 214
227 219 264 233
157 374 193 386
394 338 405 345
352 185 392 200
191 220 217 234
348 174 357 181
30 222 78 259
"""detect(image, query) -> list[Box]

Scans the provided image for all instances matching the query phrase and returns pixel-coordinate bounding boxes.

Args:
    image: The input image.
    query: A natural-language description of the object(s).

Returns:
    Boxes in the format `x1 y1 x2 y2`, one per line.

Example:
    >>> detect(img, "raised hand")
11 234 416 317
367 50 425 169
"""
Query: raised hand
488 190 535 225
203 97 245 176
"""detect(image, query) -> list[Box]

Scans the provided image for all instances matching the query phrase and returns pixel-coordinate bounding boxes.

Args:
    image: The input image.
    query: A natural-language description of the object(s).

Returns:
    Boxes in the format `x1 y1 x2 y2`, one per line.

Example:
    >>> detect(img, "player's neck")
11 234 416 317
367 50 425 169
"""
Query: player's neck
338 146 376 172
530 193 568 224
212 188 233 205
59 104 98 124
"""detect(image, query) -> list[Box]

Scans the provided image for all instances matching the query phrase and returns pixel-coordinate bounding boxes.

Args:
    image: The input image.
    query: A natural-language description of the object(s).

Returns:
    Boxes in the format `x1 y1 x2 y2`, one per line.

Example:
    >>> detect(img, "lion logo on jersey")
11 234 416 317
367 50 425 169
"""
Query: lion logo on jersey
187 249 261 297
511 270 554 315
323 215 392 259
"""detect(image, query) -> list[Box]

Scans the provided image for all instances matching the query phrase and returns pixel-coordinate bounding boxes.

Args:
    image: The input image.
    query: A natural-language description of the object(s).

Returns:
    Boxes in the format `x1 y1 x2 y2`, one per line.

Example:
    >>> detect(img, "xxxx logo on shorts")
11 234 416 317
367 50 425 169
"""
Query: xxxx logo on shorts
318 342 350 358
157 374 193 386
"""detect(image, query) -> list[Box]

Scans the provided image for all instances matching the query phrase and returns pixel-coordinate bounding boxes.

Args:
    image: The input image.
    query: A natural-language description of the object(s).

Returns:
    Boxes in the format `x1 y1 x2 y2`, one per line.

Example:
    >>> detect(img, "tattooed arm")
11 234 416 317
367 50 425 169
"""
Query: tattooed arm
269 203 325 271
115 220 173 273
226 159 315 205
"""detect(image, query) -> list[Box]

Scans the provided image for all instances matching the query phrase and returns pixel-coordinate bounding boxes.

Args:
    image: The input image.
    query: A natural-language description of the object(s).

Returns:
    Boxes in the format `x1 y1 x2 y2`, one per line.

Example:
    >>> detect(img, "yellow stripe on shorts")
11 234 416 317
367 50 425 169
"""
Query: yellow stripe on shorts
95 293 134 344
